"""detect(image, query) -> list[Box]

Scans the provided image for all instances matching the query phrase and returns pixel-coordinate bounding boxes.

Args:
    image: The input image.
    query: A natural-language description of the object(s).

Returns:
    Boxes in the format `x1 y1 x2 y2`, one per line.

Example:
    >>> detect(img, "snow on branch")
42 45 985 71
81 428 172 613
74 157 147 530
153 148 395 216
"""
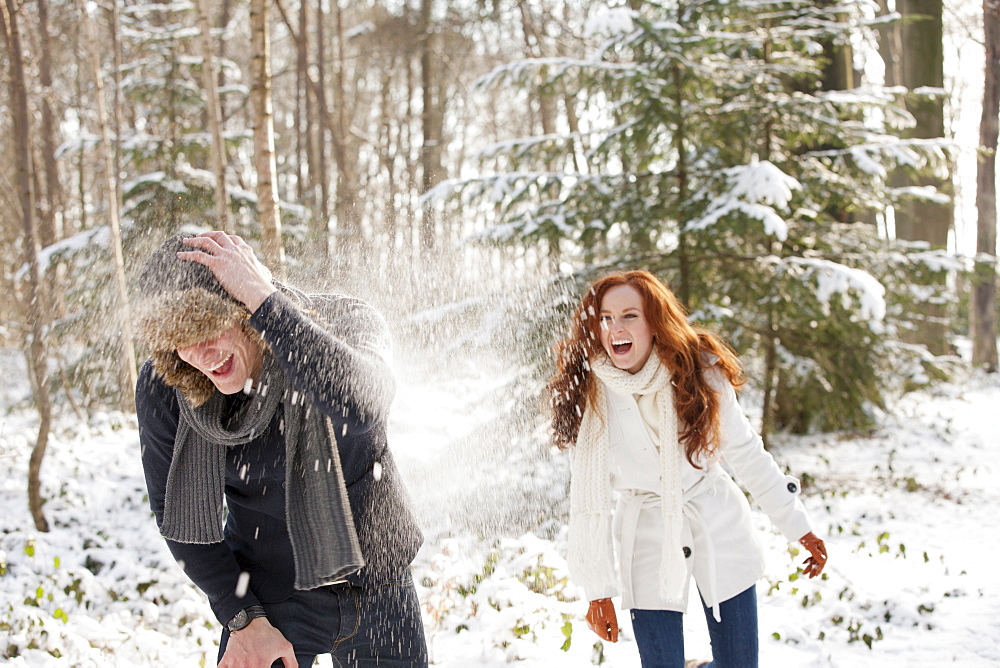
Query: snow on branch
475 57 637 91
15 227 111 281
809 137 953 171
475 134 577 160
584 7 636 38
686 159 801 241
887 186 952 205
783 257 887 325
421 171 575 208
121 1 194 18
776 340 833 390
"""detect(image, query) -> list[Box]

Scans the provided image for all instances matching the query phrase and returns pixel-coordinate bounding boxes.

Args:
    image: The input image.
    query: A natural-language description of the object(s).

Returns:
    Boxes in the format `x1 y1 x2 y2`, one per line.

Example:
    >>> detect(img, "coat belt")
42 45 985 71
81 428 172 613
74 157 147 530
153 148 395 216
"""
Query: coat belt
617 467 725 621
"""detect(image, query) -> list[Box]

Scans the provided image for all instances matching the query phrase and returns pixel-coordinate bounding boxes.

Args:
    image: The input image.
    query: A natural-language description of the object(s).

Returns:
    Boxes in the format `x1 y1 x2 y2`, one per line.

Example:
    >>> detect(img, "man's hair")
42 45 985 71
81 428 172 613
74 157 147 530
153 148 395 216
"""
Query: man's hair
133 234 260 406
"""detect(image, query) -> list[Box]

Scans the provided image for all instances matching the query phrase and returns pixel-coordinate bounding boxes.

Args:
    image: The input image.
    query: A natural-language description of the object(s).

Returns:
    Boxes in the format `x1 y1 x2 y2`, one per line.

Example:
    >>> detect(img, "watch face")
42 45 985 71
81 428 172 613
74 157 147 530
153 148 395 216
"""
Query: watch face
228 609 249 631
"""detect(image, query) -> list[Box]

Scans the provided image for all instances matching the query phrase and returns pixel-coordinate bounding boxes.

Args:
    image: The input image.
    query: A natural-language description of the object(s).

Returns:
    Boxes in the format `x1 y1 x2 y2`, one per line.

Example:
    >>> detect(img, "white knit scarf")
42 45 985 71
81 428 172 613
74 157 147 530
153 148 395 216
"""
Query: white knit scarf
567 353 687 608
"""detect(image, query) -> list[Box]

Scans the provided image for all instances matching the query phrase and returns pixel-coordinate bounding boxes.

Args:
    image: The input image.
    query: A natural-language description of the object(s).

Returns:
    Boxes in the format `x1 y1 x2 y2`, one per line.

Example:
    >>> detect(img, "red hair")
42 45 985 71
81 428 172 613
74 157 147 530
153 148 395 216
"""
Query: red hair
547 270 744 467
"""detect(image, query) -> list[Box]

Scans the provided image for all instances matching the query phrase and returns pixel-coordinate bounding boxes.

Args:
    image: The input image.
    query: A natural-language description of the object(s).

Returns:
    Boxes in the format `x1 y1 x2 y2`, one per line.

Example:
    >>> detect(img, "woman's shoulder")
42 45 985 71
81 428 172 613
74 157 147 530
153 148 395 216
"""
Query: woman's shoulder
698 352 732 393
699 350 721 367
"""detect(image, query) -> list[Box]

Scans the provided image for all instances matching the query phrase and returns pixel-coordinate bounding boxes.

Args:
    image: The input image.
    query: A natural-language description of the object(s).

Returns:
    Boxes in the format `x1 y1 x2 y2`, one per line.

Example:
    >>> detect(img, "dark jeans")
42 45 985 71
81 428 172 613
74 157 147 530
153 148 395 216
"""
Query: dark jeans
630 585 758 668
218 575 428 667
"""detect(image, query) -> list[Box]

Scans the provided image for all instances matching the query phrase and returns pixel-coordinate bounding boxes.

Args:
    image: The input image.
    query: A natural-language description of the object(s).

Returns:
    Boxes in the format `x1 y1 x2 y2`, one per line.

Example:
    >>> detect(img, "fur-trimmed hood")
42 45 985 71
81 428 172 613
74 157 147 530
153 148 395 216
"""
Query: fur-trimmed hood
133 234 261 407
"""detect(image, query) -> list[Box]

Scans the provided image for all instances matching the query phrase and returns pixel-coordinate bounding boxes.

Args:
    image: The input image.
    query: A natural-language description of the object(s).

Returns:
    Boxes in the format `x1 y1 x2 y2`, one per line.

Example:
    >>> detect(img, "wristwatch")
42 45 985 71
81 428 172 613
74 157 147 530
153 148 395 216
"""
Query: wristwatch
227 604 267 632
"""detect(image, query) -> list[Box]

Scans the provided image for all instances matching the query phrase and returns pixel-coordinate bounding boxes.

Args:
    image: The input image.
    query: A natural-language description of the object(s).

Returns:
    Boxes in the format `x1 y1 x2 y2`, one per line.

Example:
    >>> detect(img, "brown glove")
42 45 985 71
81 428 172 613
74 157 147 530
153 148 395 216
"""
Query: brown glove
799 531 828 578
586 598 619 642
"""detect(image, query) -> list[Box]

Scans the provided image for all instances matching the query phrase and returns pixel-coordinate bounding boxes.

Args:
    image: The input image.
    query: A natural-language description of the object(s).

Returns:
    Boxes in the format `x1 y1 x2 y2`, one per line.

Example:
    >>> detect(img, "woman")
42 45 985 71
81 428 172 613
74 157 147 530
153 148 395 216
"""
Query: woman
548 270 826 667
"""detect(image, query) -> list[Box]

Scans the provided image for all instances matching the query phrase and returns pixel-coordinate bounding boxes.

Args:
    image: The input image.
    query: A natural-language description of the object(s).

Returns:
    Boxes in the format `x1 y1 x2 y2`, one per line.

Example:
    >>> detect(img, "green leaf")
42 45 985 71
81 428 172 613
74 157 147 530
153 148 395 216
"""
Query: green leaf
560 621 572 651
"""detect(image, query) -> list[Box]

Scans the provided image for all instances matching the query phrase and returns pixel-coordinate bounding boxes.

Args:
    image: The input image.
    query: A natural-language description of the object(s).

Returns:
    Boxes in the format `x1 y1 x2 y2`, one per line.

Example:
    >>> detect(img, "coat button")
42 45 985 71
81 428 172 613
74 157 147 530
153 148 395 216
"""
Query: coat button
787 481 798 493
682 546 692 558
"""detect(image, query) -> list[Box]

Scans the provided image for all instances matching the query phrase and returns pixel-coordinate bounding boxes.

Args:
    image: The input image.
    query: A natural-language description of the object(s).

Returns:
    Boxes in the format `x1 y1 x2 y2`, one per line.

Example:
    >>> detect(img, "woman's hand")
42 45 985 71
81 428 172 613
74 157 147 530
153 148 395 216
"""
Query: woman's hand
178 232 277 312
586 598 619 642
799 532 827 578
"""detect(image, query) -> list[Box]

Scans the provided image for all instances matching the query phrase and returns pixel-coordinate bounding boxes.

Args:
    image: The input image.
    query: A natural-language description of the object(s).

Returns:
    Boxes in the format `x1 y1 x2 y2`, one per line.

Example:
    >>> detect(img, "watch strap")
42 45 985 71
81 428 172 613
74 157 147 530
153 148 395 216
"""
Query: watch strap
228 604 267 632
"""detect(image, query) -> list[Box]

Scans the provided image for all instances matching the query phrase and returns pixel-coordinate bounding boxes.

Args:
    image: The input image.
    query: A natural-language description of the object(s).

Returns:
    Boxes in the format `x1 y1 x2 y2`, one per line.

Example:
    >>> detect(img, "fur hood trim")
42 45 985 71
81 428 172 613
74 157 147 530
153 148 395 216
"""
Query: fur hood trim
134 286 262 407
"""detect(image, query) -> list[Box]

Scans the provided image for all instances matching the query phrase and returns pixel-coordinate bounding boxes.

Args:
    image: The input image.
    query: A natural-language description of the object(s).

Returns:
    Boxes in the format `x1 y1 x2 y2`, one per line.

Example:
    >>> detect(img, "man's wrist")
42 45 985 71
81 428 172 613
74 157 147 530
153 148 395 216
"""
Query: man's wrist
227 604 267 632
245 285 277 313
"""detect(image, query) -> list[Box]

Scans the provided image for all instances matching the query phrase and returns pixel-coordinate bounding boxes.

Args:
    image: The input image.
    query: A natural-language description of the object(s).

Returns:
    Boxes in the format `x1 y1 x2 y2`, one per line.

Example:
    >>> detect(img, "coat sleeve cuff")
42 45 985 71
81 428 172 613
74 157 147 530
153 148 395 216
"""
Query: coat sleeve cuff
213 589 263 627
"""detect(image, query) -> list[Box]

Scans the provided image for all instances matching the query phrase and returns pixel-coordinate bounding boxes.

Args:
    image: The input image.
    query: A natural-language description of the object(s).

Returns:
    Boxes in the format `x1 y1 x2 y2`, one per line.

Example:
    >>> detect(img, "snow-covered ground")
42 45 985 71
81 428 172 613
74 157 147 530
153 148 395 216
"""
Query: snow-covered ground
1 346 998 667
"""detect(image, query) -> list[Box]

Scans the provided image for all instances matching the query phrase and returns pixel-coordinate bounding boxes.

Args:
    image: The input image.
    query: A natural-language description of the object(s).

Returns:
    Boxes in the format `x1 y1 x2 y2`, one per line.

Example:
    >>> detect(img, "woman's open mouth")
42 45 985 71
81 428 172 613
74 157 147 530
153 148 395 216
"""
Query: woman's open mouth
611 338 632 355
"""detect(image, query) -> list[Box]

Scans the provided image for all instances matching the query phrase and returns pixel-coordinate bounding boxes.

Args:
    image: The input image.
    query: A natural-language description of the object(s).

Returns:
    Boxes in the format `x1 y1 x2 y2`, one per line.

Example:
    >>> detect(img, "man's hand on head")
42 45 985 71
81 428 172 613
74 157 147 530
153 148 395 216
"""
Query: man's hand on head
219 617 297 668
177 232 277 313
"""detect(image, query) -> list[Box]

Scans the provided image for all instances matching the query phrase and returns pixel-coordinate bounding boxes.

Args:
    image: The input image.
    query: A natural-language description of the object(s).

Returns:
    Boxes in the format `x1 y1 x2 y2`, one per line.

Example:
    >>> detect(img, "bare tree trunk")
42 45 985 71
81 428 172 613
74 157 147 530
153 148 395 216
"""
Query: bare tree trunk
74 22 87 234
403 17 418 269
517 0 557 141
250 0 285 273
79 0 138 410
876 0 903 88
517 0 559 269
217 0 232 115
377 60 400 272
817 0 854 92
295 0 307 203
35 0 67 322
105 1 124 209
560 2 583 175
315 1 330 246
894 0 952 355
760 33 780 448
330 0 362 273
292 0 326 261
972 0 999 371
418 0 443 255
274 0 334 264
35 0 62 249
2 0 52 532
195 0 231 232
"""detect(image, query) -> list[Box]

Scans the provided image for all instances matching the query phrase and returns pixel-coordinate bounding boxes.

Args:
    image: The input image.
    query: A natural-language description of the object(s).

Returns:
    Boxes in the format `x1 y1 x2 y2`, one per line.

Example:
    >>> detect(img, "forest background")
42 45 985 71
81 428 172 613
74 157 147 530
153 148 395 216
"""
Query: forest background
1 0 998 665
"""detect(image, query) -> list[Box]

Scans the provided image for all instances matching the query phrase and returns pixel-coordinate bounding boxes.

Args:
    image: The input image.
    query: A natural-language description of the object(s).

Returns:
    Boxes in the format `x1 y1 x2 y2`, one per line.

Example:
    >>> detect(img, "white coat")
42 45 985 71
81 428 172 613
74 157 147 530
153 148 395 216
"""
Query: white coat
603 367 814 616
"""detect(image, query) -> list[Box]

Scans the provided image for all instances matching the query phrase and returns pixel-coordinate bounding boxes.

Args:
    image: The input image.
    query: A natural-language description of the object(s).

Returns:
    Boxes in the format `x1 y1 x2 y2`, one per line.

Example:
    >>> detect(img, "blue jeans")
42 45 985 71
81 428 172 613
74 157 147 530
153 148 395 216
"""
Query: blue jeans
630 585 758 668
217 575 428 667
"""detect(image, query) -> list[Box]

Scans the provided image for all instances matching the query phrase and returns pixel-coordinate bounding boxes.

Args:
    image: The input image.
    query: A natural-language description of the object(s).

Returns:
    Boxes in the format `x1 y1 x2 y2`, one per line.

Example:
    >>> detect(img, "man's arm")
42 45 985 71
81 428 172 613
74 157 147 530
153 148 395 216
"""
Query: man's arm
249 291 396 429
136 362 262 625
176 231 395 430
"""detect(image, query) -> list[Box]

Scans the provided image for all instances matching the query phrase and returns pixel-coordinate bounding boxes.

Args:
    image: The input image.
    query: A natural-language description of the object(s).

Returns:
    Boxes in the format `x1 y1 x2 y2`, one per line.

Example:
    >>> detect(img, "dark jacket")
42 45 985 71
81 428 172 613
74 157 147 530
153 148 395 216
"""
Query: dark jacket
137 289 423 625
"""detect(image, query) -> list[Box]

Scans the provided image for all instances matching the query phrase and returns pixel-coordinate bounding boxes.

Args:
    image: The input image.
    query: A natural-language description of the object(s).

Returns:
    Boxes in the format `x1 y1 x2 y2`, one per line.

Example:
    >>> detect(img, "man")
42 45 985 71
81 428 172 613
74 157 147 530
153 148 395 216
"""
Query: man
134 232 426 667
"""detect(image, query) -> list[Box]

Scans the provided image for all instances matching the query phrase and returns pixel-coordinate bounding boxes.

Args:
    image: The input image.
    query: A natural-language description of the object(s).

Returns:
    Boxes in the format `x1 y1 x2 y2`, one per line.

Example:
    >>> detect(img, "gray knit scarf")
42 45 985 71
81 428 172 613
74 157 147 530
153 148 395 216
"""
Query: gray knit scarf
159 353 364 590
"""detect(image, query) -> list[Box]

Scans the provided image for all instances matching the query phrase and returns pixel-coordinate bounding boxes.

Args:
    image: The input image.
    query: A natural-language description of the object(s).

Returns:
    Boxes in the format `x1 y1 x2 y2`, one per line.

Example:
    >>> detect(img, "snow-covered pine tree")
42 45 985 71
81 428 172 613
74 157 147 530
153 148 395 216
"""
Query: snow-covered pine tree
114 0 248 241
428 0 951 437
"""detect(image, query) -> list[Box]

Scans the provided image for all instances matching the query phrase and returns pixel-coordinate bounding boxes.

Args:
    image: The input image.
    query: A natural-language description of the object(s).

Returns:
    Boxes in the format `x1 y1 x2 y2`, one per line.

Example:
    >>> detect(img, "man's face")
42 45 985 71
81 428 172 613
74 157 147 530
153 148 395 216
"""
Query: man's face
177 324 264 395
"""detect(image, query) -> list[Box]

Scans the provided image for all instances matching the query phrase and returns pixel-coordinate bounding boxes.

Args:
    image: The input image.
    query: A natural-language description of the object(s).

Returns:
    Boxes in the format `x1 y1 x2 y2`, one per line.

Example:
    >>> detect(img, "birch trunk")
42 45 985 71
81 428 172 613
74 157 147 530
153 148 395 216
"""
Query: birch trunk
195 0 231 232
331 0 362 270
36 0 63 249
36 0 67 321
250 0 285 273
79 0 138 408
2 0 52 532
